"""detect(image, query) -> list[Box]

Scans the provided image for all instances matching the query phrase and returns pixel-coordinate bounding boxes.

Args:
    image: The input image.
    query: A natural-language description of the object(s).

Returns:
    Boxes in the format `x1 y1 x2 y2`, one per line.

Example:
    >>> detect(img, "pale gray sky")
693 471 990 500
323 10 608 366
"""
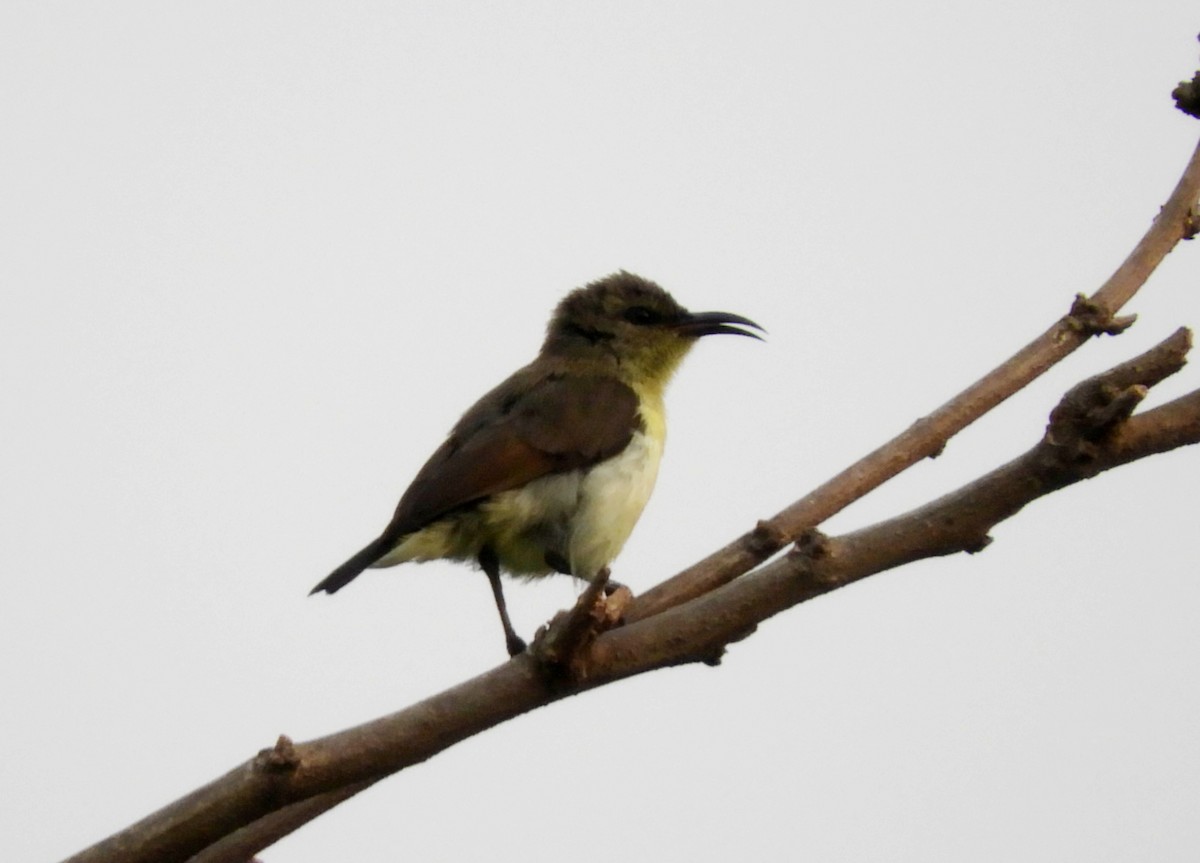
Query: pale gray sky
4 3 1199 861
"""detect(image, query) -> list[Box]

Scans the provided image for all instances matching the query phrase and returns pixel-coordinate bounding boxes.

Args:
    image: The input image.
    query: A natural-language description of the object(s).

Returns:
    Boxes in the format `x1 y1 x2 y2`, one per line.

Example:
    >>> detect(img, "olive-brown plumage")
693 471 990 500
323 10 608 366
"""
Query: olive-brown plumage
311 271 762 655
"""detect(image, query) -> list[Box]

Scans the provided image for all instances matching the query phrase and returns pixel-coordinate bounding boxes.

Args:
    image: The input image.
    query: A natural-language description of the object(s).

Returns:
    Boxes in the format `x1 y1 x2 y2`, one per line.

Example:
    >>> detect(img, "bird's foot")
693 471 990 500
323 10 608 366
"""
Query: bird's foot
505 632 528 657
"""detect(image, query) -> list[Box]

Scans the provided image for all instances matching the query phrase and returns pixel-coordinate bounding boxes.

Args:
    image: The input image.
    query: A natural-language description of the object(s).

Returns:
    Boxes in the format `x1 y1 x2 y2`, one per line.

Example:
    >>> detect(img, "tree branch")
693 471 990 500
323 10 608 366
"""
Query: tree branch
627 132 1200 623
579 329 1200 681
62 68 1200 863
63 326 1200 863
183 780 374 863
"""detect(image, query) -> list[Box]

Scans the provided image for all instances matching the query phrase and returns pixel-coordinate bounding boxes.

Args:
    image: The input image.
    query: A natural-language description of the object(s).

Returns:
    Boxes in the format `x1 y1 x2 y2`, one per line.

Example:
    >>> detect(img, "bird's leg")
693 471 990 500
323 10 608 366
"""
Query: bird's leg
479 546 527 656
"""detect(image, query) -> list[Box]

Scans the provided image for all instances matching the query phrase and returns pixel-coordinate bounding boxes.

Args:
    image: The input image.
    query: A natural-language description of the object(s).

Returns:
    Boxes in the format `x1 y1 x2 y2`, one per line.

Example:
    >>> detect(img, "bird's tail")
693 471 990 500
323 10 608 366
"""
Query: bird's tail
309 537 392 595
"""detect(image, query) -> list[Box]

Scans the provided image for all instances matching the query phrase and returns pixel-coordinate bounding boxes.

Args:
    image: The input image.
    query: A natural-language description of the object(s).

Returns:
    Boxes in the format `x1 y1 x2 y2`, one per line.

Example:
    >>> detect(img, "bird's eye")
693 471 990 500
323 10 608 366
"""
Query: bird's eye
623 306 659 326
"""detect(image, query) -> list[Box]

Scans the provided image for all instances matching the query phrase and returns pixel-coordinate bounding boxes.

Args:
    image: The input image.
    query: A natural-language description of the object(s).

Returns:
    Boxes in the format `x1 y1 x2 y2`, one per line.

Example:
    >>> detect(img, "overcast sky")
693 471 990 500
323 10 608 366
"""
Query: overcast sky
4 3 1199 862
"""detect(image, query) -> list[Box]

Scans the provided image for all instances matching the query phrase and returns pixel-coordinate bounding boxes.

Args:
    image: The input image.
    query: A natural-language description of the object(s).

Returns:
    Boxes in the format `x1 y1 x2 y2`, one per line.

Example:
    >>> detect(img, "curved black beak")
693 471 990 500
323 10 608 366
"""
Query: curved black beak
673 310 765 340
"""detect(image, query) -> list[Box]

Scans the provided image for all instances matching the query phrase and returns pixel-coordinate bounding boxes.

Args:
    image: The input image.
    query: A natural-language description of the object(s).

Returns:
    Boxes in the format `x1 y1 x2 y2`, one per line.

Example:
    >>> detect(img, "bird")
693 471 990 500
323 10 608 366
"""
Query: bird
310 271 763 656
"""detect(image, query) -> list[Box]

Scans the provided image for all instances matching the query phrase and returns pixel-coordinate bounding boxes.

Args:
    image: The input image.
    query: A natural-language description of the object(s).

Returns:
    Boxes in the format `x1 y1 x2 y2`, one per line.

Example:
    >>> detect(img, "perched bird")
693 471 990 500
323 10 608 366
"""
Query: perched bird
311 271 762 655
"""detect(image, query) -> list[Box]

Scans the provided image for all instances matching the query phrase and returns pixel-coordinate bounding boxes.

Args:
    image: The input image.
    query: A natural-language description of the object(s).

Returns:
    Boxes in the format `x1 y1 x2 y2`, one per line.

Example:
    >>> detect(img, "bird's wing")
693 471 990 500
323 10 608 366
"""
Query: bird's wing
388 371 640 536
311 371 639 594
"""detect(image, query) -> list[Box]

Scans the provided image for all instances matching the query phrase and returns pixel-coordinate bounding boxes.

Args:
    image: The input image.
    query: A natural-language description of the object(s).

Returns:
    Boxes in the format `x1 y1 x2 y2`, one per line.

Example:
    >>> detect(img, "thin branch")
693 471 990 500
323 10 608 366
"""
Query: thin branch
585 329 1200 681
184 781 374 863
627 135 1200 623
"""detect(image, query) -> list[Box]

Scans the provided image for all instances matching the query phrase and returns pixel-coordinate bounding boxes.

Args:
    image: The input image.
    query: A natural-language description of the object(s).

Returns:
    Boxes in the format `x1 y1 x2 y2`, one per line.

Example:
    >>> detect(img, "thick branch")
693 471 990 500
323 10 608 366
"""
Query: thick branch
64 331 1200 863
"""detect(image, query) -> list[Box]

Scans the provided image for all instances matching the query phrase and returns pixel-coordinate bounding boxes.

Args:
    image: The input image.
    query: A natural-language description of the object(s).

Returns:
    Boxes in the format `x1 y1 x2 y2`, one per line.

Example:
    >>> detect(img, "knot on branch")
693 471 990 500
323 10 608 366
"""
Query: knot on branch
702 618 761 667
964 534 993 555
1048 382 1148 463
1044 328 1192 465
747 519 788 556
788 529 841 585
1174 65 1200 119
1172 33 1200 119
1064 294 1137 338
253 735 300 775
531 569 631 683
793 528 831 561
1183 206 1200 241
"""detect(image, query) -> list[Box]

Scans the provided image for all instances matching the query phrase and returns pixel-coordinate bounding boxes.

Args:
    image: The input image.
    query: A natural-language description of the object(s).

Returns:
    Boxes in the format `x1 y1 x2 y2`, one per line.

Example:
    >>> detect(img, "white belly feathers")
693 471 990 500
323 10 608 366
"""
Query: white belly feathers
377 428 664 581
567 427 663 578
481 427 663 579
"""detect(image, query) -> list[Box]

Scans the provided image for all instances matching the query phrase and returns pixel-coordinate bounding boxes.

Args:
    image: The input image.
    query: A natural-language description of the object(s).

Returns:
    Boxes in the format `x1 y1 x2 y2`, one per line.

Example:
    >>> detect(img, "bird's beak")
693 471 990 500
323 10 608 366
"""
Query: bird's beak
673 310 766 340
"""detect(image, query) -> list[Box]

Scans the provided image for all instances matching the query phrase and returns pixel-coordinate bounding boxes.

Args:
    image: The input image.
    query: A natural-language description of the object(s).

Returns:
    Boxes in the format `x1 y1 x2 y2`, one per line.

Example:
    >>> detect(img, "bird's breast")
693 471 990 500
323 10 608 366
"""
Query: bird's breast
478 424 664 580
568 425 664 579
391 397 668 581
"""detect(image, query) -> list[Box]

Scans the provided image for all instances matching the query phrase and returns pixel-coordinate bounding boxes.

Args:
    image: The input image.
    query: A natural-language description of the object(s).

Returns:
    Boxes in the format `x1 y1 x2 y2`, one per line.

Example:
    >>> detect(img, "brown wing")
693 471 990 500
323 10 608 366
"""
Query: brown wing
384 370 639 538
312 368 639 594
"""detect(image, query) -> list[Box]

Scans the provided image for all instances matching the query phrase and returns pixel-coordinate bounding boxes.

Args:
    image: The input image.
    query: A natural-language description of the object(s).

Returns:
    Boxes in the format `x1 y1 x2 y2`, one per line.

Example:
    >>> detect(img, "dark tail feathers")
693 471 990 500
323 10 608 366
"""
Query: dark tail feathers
310 537 391 595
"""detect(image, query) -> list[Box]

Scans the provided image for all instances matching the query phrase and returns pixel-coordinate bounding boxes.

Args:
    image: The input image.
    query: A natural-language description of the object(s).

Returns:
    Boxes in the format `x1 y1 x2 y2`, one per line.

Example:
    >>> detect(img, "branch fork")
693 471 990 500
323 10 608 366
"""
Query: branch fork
1065 294 1138 337
530 568 633 680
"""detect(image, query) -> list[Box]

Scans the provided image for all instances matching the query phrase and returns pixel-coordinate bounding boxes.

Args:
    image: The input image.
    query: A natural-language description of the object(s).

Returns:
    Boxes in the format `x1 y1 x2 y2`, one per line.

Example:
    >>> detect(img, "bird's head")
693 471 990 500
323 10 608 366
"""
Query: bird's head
542 271 763 389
